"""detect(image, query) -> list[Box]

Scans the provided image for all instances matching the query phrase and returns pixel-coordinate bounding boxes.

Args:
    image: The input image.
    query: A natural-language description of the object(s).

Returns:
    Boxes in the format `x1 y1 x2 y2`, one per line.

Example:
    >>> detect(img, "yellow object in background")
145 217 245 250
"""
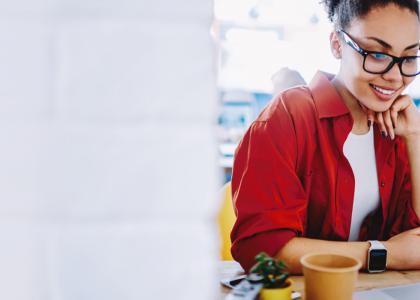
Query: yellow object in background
217 181 236 260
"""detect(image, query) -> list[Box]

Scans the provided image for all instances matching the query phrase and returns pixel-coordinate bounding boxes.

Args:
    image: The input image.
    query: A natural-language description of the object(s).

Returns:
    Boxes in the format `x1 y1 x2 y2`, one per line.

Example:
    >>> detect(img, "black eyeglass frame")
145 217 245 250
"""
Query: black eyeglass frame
337 29 420 77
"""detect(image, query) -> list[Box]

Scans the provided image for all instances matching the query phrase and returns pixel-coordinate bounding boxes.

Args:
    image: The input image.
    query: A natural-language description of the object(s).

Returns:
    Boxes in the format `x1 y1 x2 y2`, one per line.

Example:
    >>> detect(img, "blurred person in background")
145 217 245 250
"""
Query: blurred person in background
231 0 420 274
271 67 307 95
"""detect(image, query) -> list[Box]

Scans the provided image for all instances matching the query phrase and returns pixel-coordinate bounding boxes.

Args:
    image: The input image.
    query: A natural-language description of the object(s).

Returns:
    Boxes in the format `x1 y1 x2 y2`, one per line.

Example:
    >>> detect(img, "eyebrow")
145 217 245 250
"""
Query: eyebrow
365 36 419 51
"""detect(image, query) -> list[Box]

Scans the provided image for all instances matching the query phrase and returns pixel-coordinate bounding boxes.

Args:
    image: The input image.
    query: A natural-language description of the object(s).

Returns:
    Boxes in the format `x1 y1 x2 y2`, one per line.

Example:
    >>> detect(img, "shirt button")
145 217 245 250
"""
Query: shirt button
381 181 385 187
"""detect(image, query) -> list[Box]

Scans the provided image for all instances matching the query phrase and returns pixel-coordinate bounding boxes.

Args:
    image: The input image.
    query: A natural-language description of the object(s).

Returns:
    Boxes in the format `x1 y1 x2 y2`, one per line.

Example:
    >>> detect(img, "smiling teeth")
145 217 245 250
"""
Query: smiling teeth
372 85 395 95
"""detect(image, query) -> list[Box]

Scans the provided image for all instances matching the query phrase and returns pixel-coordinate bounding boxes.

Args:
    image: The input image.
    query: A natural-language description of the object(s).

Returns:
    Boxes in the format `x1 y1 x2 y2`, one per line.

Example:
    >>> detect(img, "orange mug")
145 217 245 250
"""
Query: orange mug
300 253 362 300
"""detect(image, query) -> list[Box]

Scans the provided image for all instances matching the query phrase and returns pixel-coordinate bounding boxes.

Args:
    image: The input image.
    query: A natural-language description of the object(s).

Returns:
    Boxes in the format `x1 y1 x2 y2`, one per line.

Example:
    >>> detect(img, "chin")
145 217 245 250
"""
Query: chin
363 99 394 113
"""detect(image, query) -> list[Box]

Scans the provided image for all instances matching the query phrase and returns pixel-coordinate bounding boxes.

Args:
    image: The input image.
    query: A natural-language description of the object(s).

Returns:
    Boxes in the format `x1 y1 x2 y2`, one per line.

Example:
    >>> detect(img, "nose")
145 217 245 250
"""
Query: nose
381 61 403 83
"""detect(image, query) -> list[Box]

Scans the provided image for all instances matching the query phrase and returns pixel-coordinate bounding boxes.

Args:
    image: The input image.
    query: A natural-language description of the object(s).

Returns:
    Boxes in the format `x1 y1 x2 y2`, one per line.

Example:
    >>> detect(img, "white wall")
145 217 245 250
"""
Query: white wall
0 1 219 299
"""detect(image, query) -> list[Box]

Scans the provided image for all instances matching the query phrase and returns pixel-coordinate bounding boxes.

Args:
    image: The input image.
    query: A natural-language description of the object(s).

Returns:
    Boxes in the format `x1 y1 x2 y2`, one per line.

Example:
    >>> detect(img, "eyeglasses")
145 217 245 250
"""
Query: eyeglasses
337 29 420 77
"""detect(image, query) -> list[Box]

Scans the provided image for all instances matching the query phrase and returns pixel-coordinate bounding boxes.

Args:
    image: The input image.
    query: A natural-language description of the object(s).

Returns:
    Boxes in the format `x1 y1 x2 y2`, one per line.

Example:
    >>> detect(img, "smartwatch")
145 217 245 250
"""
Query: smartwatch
367 240 387 273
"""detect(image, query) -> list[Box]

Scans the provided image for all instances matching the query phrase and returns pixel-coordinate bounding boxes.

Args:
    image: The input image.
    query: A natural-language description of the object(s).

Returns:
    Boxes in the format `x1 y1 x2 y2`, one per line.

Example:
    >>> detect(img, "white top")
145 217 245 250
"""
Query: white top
343 127 380 241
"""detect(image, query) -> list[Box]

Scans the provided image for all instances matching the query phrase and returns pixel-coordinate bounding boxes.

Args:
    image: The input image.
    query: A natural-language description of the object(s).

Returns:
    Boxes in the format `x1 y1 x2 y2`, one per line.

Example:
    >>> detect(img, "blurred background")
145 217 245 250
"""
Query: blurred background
0 0 218 299
0 0 418 299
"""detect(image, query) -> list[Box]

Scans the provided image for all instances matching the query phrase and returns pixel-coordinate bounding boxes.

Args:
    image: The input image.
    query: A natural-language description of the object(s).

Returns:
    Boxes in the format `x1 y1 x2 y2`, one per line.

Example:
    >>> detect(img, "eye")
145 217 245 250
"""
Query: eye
370 53 389 60
404 57 417 64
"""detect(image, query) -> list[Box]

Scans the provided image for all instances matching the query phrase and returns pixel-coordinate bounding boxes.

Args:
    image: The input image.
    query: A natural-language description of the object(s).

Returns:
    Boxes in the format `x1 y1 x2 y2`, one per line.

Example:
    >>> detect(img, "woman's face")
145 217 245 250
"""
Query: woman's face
336 3 420 112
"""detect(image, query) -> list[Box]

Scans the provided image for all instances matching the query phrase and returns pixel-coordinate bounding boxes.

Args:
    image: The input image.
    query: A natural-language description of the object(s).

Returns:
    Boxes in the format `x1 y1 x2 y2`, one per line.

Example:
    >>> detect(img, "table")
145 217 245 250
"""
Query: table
219 260 420 299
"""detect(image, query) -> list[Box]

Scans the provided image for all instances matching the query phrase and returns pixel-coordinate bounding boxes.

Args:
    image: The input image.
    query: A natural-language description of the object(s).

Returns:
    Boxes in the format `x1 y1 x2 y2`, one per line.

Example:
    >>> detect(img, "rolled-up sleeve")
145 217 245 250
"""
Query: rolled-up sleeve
230 99 308 271
389 140 420 237
390 167 420 237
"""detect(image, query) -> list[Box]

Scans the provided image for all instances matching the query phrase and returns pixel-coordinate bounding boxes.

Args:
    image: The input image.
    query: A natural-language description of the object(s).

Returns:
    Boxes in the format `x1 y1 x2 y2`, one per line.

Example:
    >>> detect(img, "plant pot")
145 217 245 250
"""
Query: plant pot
259 279 293 300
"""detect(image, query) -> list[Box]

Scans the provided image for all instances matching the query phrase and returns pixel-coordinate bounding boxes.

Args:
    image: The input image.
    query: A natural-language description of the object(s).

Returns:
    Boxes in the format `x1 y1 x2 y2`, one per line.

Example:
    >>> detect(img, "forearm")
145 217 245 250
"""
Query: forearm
405 134 420 216
275 237 370 274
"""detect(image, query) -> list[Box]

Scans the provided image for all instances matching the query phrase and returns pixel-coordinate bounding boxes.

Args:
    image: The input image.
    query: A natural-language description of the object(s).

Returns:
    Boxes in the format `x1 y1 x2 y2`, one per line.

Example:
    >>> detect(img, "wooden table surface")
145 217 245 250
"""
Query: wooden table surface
218 260 420 299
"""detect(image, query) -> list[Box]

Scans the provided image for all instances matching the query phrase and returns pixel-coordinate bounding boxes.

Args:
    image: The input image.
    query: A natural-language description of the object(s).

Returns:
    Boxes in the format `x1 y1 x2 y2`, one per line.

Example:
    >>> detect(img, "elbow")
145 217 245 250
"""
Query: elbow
231 230 297 273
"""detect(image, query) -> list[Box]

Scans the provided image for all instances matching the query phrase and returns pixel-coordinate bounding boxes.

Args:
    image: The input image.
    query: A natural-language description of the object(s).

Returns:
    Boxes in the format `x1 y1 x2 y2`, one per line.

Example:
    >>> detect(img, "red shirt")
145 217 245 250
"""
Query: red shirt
231 71 420 272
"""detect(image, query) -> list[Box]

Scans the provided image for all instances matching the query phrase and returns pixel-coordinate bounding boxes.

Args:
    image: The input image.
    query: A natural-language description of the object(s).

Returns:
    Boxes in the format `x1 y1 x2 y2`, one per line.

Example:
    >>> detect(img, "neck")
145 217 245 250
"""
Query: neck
331 75 370 135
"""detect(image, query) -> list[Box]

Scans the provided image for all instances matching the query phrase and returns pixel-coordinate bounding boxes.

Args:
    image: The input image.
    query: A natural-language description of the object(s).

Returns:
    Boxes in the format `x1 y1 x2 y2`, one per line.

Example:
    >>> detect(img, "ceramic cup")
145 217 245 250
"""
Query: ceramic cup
300 253 362 300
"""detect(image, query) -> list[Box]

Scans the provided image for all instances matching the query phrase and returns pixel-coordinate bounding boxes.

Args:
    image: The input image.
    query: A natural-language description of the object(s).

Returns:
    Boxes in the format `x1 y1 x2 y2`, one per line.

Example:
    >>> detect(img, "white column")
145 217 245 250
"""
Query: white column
0 0 218 299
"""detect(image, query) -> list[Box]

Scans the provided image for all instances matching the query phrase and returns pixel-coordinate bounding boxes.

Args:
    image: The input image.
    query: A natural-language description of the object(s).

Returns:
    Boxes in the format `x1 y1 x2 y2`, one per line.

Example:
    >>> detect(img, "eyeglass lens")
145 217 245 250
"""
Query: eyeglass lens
364 53 420 76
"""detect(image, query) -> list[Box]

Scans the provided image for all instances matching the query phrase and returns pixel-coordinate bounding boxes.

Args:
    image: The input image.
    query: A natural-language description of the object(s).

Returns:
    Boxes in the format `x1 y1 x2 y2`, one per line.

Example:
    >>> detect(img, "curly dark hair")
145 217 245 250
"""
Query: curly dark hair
321 0 419 29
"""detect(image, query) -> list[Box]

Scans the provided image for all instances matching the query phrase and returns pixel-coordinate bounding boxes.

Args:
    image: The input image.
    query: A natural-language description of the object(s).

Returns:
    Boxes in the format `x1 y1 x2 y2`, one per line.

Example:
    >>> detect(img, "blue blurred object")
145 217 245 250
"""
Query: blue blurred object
254 92 273 117
218 101 253 129
414 98 420 108
218 90 274 129
218 91 273 173
220 91 255 124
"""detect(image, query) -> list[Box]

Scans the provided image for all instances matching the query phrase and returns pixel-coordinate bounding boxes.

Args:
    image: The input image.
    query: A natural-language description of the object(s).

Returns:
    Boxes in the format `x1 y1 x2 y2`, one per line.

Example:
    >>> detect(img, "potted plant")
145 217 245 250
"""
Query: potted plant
250 252 293 300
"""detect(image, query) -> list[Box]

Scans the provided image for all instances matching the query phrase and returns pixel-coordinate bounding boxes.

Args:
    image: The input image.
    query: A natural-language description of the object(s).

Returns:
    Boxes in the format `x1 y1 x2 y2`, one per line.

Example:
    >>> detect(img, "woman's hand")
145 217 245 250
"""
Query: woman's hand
365 95 420 140
384 227 420 270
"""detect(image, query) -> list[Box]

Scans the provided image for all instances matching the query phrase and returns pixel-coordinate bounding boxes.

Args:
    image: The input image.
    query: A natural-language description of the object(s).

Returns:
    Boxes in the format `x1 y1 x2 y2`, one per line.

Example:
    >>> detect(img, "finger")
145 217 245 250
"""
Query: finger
383 110 394 140
390 105 398 130
392 95 413 112
367 110 375 128
377 112 387 137
390 95 414 131
394 94 412 106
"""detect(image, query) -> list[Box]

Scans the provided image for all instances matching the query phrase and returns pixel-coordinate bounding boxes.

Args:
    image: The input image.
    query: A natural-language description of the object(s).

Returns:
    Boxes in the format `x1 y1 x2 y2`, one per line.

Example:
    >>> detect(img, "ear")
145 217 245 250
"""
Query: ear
330 31 342 59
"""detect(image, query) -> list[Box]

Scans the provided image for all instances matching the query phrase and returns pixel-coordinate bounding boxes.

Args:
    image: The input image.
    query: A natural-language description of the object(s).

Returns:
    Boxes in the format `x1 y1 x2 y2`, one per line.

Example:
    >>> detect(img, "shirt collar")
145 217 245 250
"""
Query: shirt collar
309 71 350 119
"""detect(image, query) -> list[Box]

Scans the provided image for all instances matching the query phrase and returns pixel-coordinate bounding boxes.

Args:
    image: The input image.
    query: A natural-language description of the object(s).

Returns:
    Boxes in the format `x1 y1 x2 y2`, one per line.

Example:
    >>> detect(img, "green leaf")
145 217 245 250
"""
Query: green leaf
251 252 290 288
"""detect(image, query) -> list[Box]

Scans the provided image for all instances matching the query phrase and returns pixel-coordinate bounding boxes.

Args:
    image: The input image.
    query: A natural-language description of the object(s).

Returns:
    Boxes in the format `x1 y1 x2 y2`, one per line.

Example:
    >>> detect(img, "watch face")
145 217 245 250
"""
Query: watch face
369 249 387 270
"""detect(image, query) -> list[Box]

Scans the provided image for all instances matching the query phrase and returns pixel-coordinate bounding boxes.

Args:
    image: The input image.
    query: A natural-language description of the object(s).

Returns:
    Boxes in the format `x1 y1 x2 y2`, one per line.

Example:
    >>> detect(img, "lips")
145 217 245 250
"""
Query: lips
369 83 401 101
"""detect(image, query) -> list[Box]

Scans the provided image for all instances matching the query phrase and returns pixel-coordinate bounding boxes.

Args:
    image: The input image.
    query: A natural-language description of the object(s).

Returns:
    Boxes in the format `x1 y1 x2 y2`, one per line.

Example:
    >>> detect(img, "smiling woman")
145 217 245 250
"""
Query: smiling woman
230 0 420 274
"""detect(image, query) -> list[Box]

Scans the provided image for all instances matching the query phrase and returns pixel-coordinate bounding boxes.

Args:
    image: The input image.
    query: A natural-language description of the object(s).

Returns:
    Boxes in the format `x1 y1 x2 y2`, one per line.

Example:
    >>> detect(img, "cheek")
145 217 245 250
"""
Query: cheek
403 77 415 87
341 52 371 81
351 74 376 95
340 52 381 97
342 49 362 68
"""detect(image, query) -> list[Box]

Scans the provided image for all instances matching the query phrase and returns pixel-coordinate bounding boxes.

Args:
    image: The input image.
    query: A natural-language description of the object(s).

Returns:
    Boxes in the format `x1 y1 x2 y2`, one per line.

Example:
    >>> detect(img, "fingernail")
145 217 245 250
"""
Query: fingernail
381 131 386 138
368 120 372 128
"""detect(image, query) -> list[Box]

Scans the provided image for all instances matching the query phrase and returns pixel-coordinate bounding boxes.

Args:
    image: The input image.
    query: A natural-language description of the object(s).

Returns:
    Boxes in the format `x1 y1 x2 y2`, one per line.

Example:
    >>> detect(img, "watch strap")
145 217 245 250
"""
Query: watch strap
368 240 386 250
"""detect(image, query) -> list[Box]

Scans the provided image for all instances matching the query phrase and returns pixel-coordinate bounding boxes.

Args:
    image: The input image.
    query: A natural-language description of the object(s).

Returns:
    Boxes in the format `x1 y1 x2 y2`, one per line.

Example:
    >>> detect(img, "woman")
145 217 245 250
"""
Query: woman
231 0 420 274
